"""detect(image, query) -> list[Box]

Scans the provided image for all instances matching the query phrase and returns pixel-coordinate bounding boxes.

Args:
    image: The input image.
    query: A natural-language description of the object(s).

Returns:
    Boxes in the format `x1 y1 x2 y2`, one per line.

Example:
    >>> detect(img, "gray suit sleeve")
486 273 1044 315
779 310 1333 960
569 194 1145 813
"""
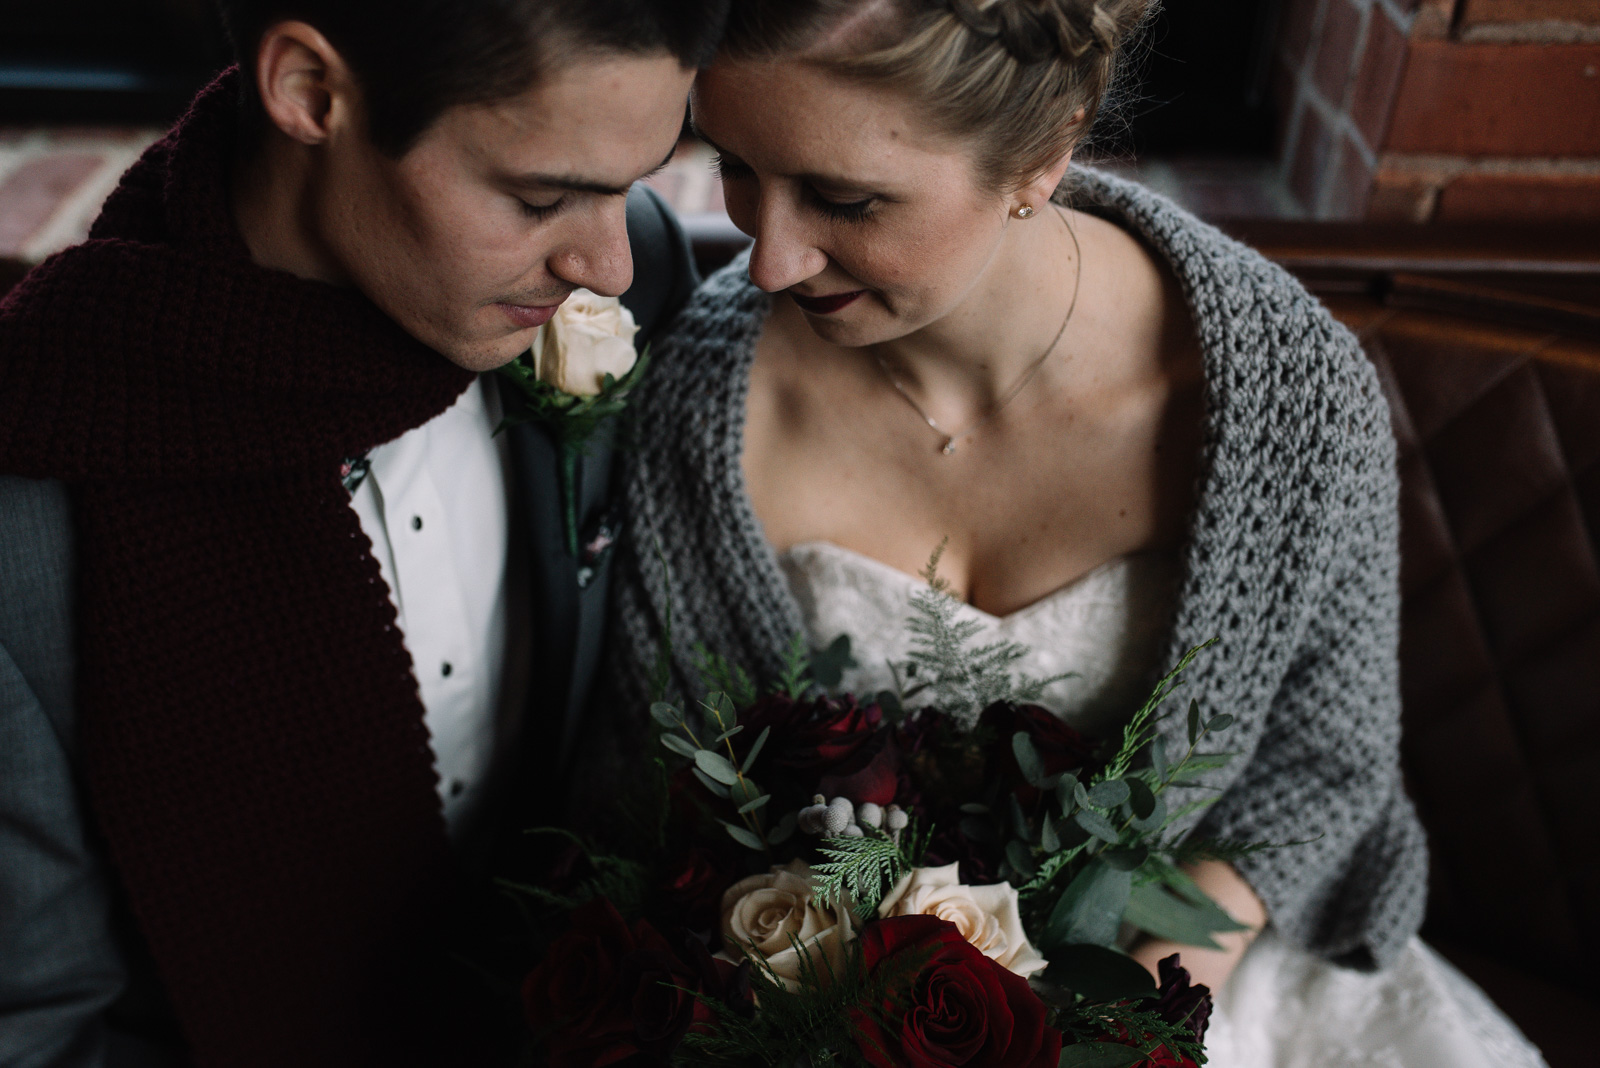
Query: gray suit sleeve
0 476 126 1068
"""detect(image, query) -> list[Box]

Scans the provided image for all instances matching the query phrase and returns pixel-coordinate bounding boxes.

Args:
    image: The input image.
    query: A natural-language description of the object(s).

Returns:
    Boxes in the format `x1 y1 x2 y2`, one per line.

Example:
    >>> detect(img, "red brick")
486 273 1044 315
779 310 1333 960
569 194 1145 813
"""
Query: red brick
1460 0 1600 25
1351 6 1411 149
1387 41 1600 155
1326 136 1378 218
1436 171 1600 220
1282 0 1325 68
1368 168 1440 221
1290 104 1336 210
1314 0 1366 107
0 152 103 257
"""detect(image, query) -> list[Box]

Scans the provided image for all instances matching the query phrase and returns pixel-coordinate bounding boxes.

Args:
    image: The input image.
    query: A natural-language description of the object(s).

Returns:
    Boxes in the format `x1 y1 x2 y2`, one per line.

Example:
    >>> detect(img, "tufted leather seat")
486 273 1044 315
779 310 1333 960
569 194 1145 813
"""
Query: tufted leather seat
1324 291 1600 1067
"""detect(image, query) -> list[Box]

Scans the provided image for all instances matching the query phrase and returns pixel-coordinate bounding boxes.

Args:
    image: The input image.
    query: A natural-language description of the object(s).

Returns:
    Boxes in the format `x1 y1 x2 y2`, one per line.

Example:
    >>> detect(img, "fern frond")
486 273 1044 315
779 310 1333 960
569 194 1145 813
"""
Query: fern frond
811 832 911 917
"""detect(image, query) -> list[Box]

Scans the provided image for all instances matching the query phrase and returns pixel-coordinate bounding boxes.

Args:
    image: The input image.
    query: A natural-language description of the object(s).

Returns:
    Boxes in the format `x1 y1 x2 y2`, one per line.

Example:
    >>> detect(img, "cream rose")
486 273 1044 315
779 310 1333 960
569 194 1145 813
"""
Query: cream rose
877 863 1047 978
530 288 639 396
719 860 855 990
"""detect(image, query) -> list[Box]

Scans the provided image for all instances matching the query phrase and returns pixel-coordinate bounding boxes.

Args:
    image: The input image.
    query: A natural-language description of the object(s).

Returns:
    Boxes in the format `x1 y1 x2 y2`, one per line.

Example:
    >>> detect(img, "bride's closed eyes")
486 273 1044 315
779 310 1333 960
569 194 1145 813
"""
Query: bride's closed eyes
712 151 878 224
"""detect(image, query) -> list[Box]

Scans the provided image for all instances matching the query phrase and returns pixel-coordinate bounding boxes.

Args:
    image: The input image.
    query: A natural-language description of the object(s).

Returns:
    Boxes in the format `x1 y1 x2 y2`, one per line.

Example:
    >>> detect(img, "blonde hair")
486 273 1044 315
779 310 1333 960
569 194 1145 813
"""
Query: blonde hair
722 0 1155 192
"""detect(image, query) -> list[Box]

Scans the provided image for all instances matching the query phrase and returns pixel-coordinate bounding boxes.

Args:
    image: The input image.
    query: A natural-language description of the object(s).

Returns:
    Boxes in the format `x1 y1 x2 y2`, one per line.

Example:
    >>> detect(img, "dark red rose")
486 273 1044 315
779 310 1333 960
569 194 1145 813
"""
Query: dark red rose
741 694 899 804
1142 954 1212 1044
1089 958 1211 1068
656 848 726 933
521 899 699 1067
853 916 1061 1068
980 703 1096 781
817 729 900 806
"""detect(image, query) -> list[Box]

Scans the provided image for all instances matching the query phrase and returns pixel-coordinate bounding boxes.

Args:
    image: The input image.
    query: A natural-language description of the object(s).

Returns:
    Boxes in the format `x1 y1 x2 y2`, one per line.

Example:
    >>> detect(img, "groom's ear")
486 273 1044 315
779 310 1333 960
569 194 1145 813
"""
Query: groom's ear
252 20 358 147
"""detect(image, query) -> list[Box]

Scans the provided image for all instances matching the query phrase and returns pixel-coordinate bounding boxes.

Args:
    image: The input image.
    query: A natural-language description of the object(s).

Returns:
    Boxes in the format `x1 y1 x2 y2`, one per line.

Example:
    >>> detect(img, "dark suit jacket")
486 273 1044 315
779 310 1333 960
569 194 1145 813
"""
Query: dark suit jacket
0 184 697 1068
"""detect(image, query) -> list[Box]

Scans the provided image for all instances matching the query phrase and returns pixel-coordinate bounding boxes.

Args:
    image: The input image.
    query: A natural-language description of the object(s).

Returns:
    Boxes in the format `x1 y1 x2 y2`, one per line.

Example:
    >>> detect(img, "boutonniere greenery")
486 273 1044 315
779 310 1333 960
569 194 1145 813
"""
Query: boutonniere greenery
496 288 649 557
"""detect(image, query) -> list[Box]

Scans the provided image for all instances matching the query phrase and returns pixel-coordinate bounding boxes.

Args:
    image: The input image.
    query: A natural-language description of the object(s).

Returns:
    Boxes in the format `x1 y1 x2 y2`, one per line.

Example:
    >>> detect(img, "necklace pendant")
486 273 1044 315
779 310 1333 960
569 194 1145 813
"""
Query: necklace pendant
941 439 956 455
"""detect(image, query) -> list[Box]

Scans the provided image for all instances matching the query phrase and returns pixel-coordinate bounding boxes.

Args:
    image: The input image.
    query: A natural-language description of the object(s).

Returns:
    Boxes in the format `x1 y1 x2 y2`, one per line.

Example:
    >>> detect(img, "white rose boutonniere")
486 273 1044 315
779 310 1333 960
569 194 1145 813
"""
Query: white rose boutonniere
530 288 640 396
496 288 647 560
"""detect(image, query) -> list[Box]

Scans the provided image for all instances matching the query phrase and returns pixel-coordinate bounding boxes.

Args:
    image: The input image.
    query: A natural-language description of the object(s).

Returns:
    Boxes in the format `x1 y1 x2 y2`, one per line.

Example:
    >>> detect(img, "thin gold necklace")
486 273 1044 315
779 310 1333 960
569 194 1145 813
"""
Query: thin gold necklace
874 206 1082 456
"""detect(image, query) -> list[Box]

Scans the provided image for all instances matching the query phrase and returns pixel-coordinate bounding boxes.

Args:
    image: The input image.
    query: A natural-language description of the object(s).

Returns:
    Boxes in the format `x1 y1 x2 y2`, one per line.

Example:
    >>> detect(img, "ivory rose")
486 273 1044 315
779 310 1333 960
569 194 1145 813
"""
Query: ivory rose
719 860 855 989
530 288 639 395
877 862 1047 978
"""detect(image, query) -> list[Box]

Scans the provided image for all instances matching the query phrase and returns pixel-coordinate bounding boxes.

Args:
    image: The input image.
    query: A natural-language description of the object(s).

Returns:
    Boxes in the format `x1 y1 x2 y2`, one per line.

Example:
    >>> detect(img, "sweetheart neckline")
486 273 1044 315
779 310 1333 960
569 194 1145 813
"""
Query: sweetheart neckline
779 540 1175 626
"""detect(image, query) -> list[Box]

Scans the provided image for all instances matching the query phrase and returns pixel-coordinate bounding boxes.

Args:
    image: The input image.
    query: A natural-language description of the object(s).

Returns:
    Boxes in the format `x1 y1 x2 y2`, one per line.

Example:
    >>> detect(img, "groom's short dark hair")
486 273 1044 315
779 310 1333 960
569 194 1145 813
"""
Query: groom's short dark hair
216 0 730 156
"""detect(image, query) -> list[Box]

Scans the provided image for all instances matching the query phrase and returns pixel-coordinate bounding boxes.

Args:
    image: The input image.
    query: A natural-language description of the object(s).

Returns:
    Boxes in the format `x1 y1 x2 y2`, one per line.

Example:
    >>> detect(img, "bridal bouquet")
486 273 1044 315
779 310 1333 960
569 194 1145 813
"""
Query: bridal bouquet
505 553 1261 1068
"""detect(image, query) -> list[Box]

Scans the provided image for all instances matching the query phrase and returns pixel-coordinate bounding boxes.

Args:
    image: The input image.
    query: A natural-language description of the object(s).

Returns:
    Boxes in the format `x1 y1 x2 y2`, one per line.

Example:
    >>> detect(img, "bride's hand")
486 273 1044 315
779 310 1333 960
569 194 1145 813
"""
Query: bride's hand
1128 859 1266 994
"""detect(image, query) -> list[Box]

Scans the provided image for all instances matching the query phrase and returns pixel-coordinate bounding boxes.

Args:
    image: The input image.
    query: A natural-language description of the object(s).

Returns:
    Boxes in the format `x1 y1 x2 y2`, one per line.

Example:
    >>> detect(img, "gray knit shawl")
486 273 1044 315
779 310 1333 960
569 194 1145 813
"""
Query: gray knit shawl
599 169 1428 971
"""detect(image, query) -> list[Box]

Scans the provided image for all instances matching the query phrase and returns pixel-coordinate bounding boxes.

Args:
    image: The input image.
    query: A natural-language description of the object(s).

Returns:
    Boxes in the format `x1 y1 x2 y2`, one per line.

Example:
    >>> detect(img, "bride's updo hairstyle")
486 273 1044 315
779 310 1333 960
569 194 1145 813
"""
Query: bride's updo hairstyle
719 0 1155 192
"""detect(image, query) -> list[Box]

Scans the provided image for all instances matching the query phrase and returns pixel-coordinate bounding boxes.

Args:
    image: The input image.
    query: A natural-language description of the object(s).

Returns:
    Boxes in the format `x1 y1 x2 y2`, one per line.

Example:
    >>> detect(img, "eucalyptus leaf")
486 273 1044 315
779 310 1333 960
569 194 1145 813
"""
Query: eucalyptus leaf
1208 713 1235 732
766 810 797 846
1039 816 1061 853
1047 944 1158 1003
1013 732 1047 786
809 634 857 689
659 733 697 759
736 794 772 815
692 767 731 799
1187 699 1201 745
1127 778 1157 820
1074 781 1093 809
1128 793 1167 834
707 691 738 729
1009 794 1031 840
722 822 766 851
1100 845 1149 871
649 702 681 729
740 725 771 774
730 777 764 808
1005 840 1038 880
713 725 745 744
1151 736 1169 781
1073 806 1120 845
1088 779 1131 808
1056 774 1079 814
960 817 997 843
1123 881 1249 949
1056 1043 1150 1068
695 749 741 786
1043 858 1132 949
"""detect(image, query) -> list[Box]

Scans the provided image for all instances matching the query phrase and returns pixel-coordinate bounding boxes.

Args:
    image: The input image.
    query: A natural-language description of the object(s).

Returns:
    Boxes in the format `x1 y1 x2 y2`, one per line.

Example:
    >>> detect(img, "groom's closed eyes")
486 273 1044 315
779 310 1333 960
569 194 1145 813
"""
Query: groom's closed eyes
501 147 680 220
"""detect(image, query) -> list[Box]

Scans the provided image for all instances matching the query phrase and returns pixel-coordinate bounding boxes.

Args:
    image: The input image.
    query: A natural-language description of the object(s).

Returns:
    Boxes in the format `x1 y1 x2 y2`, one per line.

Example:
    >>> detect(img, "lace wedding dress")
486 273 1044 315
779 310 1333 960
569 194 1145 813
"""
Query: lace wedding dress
779 541 1549 1068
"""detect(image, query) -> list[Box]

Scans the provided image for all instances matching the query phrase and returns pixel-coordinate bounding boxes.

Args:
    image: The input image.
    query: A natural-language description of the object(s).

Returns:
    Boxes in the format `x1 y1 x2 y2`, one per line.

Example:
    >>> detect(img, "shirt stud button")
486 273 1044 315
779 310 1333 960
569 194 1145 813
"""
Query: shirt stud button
450 780 465 797
411 516 423 531
441 662 453 677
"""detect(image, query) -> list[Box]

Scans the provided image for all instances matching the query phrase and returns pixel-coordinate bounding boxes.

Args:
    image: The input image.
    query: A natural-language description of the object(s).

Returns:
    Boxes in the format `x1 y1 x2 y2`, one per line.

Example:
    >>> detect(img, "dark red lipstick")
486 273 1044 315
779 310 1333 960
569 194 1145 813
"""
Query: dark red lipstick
790 289 864 315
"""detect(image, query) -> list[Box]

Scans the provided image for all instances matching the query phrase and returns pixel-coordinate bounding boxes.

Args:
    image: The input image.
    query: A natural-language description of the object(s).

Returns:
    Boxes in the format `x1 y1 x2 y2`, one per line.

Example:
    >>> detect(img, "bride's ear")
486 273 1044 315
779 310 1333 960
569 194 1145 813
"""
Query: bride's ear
1009 108 1085 215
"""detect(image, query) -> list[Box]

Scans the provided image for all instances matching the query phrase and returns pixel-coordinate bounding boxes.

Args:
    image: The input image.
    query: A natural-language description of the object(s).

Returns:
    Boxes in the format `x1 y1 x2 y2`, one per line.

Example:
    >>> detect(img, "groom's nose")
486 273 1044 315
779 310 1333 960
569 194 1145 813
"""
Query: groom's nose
547 198 634 298
746 194 828 294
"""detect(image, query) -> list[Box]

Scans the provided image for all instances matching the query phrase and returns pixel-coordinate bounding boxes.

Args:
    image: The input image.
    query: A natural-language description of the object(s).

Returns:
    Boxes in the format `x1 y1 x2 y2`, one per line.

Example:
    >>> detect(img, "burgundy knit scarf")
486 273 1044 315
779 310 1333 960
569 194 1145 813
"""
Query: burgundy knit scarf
0 71 476 1065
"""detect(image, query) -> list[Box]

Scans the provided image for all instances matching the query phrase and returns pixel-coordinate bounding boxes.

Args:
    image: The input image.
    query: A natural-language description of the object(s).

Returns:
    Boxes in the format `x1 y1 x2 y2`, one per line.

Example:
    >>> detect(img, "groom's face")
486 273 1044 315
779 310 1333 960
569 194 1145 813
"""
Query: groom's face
318 53 694 371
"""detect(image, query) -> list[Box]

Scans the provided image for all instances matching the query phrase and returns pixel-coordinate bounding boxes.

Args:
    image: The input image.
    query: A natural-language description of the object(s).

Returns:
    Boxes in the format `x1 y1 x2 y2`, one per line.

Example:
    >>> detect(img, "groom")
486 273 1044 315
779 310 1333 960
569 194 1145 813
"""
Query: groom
0 1 726 1065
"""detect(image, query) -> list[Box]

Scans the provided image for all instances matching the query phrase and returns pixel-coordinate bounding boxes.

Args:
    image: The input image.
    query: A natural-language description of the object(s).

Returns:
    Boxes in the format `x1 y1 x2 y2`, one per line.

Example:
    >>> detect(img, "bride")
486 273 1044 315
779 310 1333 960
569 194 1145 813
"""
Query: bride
594 1 1548 1064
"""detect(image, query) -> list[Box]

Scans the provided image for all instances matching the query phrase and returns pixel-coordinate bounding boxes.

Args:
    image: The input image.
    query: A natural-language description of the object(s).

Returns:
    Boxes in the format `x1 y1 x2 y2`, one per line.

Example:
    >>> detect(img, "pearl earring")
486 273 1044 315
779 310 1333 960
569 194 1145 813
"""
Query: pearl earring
1014 204 1036 219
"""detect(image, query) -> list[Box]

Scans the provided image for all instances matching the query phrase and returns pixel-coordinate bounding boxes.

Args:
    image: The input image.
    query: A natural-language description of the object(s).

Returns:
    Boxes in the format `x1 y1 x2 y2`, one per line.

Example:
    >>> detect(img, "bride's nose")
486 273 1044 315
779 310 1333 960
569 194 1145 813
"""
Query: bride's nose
745 193 829 294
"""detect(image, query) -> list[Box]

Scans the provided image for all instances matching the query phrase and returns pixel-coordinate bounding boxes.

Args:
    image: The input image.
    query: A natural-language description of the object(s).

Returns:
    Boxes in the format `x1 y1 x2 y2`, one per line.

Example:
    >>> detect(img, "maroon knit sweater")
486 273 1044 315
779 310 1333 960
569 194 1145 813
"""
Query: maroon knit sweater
0 71 477 1064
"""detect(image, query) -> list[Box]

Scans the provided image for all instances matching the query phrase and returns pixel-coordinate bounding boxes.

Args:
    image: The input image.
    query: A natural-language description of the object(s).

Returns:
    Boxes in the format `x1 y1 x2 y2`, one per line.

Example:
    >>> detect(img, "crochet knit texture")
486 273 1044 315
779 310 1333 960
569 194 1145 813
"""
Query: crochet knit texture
0 72 474 1065
603 169 1429 972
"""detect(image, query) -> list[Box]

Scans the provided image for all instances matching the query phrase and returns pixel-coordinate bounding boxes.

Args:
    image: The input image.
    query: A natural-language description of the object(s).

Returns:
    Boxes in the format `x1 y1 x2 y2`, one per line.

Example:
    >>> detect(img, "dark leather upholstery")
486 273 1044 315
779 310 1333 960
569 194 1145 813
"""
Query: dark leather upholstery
1328 295 1600 1063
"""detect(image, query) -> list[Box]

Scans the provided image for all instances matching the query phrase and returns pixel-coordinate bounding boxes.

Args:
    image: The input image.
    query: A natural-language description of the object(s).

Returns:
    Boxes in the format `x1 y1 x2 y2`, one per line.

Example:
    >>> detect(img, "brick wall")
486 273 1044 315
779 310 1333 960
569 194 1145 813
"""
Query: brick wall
1273 0 1600 221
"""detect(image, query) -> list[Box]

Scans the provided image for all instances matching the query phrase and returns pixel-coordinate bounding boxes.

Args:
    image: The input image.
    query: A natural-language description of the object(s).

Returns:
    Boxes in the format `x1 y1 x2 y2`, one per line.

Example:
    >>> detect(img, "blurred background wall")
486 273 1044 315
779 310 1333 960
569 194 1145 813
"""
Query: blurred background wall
3 0 1598 279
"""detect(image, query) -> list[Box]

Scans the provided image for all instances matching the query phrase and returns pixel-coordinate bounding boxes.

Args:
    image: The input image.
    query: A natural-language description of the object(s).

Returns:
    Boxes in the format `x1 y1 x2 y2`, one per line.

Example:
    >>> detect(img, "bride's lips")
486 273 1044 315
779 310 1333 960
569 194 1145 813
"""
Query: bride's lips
496 301 564 329
790 289 865 315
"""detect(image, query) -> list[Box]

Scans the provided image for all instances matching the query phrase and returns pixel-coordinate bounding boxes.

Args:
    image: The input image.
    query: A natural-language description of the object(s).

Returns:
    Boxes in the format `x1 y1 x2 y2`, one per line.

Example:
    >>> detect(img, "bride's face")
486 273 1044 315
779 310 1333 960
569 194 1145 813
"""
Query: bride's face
692 58 1015 348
